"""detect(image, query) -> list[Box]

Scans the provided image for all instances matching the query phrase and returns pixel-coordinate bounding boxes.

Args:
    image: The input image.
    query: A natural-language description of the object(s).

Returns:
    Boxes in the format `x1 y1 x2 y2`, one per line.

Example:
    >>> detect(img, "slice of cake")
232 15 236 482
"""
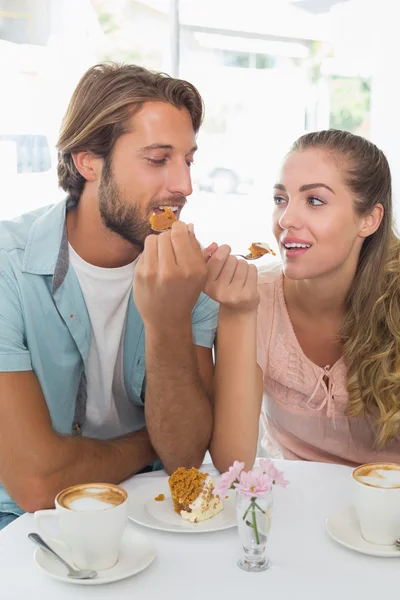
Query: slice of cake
248 242 276 259
149 207 177 231
168 467 223 523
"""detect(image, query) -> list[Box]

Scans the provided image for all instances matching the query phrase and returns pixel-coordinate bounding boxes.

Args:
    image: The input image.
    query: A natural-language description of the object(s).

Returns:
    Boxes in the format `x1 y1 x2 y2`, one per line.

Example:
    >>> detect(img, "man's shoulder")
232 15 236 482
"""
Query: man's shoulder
194 291 219 316
191 292 218 347
0 204 55 255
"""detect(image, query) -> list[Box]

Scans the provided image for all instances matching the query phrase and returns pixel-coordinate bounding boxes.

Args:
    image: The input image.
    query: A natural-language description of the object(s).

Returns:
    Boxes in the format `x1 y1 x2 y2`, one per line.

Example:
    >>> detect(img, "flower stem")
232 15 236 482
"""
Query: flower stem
242 503 252 521
253 501 266 514
251 499 260 545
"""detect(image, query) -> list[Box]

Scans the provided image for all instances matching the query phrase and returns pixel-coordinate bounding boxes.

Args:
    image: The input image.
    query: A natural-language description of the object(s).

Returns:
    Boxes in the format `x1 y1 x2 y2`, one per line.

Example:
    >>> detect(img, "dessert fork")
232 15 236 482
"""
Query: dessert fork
233 253 262 261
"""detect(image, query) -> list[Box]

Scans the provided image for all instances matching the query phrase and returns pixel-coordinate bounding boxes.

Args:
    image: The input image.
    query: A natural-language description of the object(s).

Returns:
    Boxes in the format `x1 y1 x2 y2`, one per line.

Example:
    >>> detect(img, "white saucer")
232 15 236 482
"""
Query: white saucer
325 506 400 558
33 527 156 585
128 479 236 533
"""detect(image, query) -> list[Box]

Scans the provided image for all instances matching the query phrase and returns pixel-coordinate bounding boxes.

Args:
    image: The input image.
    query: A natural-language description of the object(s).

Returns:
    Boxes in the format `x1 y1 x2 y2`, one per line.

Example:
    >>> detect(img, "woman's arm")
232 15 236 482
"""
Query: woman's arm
210 308 263 471
204 246 263 471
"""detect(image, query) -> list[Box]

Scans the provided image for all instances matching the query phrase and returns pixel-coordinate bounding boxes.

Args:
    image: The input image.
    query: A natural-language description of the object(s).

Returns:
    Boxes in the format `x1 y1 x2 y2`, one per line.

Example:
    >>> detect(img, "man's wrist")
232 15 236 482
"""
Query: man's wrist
144 319 193 344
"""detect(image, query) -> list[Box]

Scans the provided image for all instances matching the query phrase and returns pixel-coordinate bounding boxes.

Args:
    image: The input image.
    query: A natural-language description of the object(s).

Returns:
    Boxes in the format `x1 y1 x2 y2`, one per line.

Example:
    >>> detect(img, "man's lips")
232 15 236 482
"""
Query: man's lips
152 205 181 215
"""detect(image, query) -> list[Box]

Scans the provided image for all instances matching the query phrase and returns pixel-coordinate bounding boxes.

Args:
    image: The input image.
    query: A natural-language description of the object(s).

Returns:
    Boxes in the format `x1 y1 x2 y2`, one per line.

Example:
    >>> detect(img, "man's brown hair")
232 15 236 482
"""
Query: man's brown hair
57 62 204 201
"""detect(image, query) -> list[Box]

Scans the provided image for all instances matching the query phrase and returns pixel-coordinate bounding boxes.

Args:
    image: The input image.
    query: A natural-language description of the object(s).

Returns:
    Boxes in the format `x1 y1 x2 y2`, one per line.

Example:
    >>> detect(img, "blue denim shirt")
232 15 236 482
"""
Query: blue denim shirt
0 198 219 515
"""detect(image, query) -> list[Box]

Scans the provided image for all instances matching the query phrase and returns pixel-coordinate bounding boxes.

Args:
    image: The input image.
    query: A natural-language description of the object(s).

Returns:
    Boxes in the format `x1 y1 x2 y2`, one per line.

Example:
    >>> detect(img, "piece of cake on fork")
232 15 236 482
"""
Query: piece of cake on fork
248 242 276 258
168 467 223 523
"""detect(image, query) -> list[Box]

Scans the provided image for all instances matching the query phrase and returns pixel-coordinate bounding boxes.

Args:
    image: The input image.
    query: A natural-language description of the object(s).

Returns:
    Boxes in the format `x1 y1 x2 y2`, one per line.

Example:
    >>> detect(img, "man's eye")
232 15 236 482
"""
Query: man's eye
146 158 167 166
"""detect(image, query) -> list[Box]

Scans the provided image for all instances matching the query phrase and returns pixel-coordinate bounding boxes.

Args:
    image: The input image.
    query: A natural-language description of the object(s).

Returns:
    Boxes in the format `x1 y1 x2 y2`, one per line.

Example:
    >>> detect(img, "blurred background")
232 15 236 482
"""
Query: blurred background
0 0 397 256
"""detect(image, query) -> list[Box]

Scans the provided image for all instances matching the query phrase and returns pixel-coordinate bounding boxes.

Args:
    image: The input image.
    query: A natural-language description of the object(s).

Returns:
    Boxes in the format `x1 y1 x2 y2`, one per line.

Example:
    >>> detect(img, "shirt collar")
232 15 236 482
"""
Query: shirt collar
22 196 76 276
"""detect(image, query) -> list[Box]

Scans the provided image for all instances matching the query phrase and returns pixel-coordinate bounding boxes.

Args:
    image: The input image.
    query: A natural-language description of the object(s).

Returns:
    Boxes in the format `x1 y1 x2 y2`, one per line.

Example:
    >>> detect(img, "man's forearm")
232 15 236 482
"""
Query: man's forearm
20 428 156 512
144 324 212 473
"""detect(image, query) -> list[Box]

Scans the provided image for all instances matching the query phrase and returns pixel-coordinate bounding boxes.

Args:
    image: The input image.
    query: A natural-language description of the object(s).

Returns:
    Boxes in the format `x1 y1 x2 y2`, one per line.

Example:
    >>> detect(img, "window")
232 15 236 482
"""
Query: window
0 135 51 173
0 0 397 241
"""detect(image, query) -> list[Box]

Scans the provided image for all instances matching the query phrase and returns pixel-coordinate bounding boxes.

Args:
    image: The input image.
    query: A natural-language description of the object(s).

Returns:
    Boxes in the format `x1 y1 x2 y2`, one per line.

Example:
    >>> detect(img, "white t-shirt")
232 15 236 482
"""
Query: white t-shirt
69 244 144 439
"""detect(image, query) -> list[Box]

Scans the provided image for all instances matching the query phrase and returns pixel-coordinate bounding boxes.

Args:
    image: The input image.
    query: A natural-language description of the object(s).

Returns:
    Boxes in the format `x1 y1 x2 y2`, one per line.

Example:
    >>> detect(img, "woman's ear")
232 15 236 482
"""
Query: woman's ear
359 203 384 239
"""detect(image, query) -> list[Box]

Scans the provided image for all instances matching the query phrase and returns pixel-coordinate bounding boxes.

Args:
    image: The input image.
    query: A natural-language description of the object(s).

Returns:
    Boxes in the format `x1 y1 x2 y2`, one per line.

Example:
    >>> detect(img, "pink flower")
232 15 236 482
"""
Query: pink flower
214 461 245 497
258 458 274 474
259 459 289 488
235 469 273 498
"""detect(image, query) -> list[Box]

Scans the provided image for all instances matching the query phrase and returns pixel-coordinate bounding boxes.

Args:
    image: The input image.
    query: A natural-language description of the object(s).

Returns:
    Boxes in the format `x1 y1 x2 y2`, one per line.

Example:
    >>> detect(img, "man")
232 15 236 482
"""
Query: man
0 63 219 528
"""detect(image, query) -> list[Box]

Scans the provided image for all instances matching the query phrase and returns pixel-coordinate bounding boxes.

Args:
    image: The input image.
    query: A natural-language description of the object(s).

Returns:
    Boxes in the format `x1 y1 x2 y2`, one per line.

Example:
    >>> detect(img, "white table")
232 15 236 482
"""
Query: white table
0 460 397 599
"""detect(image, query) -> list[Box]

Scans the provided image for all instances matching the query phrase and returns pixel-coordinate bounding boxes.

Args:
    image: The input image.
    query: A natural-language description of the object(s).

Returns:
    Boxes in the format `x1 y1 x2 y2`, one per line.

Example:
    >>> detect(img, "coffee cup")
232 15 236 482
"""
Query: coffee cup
34 482 128 570
352 462 400 545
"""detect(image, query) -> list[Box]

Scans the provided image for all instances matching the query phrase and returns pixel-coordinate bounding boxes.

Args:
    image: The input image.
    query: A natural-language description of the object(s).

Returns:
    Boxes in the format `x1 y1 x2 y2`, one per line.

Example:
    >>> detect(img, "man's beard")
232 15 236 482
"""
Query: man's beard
98 159 186 250
98 158 150 251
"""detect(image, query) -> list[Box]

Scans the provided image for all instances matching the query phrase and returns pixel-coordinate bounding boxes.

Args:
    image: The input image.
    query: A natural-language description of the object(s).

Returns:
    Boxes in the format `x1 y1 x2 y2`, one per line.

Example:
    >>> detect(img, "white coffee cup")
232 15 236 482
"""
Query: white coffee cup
352 462 400 545
34 482 128 570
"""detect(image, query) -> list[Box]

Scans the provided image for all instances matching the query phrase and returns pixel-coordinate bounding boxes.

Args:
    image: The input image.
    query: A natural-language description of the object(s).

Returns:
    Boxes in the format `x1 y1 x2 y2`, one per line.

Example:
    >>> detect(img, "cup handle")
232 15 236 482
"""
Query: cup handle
34 509 67 552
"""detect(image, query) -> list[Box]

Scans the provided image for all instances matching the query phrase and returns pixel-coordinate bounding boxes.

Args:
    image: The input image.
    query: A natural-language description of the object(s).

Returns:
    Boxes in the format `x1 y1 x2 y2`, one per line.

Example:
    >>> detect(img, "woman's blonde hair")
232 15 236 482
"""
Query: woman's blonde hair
57 62 204 201
291 129 400 447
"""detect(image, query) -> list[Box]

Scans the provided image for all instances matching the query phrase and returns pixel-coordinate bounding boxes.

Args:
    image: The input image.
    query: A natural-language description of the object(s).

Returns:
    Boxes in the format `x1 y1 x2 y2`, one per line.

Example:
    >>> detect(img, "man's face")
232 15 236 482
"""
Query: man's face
98 101 197 249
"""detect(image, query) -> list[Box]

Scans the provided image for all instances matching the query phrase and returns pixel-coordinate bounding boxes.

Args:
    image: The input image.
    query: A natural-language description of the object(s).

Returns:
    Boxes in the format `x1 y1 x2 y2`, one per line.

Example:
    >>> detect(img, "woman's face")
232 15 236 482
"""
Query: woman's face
272 149 373 281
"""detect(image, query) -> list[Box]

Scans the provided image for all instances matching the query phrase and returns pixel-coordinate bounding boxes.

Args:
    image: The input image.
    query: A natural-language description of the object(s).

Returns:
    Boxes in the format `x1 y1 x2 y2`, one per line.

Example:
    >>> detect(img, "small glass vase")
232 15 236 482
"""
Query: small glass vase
236 489 273 572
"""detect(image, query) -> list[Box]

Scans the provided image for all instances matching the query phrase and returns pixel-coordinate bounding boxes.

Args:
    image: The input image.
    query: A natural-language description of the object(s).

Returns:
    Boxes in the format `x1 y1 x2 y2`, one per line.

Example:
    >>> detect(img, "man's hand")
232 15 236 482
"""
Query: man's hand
204 245 260 315
134 221 210 330
0 372 156 513
134 222 216 472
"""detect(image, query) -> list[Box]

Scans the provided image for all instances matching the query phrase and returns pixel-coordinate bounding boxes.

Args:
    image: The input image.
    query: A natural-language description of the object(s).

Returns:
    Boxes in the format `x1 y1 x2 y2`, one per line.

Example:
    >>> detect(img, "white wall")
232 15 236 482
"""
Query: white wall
369 0 400 228
332 0 400 226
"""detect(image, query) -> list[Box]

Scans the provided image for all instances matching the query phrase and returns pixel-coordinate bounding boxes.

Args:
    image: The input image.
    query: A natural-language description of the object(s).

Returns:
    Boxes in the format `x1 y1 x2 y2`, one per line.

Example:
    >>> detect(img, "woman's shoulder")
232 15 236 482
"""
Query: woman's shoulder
257 260 283 286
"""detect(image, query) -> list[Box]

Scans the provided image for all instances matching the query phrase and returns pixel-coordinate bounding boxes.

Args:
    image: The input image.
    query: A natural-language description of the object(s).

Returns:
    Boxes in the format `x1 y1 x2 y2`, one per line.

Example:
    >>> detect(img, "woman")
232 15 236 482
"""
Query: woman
208 129 400 469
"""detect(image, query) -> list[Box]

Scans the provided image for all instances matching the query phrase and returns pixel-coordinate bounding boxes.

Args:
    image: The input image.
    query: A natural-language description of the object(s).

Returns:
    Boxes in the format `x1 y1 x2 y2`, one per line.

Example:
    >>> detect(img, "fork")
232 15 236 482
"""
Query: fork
28 533 97 580
232 254 265 260
395 538 400 548
233 253 260 260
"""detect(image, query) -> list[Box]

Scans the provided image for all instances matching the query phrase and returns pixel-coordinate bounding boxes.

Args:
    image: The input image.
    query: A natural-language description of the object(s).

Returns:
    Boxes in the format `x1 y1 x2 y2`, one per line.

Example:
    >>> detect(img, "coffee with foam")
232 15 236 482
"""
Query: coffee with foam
353 463 400 489
352 462 400 545
35 482 129 571
58 483 127 512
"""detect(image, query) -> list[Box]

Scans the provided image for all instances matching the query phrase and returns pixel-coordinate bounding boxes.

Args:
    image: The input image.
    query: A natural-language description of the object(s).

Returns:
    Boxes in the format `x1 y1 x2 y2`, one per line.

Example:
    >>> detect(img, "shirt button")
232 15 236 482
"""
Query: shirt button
73 423 81 433
70 314 74 318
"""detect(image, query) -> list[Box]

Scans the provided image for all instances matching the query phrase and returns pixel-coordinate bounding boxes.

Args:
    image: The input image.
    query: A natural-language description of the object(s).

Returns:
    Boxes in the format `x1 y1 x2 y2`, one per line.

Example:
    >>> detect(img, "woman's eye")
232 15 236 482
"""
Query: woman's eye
273 195 287 205
308 196 324 206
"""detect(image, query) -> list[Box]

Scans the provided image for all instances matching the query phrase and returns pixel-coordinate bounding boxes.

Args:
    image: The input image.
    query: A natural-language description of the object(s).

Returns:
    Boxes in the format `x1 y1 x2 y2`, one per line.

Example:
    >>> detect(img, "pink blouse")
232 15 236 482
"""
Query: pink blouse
257 263 400 466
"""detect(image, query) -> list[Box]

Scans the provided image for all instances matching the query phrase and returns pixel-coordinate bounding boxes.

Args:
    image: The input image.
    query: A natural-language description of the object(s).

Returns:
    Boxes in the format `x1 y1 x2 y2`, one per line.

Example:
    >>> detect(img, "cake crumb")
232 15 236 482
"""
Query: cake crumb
154 493 165 502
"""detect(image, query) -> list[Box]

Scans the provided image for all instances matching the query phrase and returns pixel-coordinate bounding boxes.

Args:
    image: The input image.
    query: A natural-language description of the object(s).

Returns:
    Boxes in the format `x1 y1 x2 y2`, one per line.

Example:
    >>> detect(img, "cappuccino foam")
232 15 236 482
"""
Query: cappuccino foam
58 484 127 512
354 464 400 489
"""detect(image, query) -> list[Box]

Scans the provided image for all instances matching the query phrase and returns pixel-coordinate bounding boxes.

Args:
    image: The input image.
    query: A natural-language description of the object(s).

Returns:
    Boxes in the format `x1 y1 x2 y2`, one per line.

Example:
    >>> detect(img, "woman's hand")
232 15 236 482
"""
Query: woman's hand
204 245 259 314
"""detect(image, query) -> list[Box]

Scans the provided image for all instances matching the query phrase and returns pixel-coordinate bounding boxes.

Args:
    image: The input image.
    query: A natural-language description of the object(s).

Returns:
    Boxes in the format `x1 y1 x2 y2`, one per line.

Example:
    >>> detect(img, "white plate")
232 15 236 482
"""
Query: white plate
33 527 156 585
128 479 236 533
325 505 400 558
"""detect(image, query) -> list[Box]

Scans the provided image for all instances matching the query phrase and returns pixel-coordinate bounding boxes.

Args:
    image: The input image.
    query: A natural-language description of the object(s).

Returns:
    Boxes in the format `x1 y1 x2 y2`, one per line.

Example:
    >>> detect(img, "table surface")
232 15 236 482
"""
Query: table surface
0 459 397 600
